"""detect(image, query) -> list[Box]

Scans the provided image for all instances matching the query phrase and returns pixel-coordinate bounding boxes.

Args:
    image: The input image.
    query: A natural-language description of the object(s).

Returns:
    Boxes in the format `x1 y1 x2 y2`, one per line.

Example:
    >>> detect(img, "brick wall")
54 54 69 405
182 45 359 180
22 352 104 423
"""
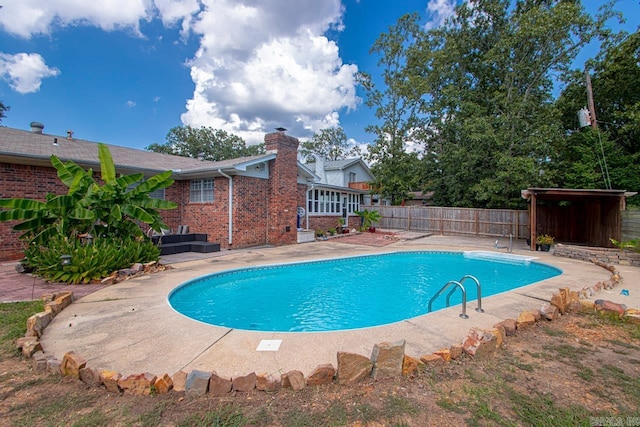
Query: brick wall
0 163 68 260
1 131 304 260
265 131 299 246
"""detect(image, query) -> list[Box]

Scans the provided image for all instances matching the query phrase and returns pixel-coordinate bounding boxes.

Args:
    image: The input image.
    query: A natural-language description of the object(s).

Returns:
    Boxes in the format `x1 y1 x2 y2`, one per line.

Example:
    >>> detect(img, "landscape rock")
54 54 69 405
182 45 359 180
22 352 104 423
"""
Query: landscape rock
402 355 423 376
370 339 405 380
462 328 501 358
100 370 122 393
256 373 281 392
153 373 173 394
337 352 373 385
172 370 188 392
594 299 627 317
539 303 559 321
60 351 87 378
47 358 61 374
623 308 640 324
232 372 256 392
31 351 49 371
579 299 596 313
307 364 335 386
79 367 102 387
281 370 306 391
433 348 451 363
516 311 537 329
209 372 232 395
494 319 517 336
420 354 445 371
550 291 566 314
186 370 211 396
26 311 52 338
118 373 157 396
449 344 464 360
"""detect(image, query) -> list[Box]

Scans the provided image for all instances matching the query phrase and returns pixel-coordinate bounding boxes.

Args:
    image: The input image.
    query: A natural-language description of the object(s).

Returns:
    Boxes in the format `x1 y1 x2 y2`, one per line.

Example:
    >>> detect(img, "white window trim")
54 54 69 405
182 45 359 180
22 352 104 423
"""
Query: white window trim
190 178 214 203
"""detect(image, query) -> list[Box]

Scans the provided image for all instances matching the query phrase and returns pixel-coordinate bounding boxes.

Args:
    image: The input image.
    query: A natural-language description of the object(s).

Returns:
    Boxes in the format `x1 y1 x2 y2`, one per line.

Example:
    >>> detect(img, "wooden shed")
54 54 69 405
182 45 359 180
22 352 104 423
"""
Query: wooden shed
521 188 637 250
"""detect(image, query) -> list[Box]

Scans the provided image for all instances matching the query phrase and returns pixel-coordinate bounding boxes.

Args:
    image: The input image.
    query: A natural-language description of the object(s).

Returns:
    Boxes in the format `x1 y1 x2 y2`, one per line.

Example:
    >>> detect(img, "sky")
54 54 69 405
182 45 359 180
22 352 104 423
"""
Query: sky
0 0 638 152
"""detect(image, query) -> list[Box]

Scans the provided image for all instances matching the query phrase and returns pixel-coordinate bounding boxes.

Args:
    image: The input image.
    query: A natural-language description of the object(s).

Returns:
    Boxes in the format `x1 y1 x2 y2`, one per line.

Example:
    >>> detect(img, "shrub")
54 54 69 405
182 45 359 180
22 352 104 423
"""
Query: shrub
23 235 160 284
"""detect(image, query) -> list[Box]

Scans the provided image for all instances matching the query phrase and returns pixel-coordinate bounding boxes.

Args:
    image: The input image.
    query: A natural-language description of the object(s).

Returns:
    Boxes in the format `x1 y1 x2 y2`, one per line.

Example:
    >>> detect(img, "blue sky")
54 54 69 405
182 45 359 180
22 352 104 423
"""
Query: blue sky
0 0 638 152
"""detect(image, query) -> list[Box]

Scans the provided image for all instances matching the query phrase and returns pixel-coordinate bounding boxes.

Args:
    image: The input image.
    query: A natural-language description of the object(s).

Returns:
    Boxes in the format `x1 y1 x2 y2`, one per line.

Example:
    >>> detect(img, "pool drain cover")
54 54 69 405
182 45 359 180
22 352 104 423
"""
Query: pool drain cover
256 339 282 351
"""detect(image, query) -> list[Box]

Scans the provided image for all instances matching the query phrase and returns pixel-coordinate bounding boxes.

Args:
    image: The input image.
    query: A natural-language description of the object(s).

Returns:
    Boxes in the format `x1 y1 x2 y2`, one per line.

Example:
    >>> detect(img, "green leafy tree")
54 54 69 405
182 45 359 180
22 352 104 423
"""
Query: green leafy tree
300 127 361 162
358 13 429 204
146 126 264 161
0 100 8 122
413 0 604 208
555 30 640 203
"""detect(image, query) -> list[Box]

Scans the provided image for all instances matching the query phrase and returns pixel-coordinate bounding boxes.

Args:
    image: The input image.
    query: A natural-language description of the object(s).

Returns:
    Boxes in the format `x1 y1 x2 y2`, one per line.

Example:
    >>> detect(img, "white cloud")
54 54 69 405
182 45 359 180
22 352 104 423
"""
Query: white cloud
0 52 60 93
0 0 360 145
179 0 359 144
425 0 457 29
126 100 137 107
0 0 151 38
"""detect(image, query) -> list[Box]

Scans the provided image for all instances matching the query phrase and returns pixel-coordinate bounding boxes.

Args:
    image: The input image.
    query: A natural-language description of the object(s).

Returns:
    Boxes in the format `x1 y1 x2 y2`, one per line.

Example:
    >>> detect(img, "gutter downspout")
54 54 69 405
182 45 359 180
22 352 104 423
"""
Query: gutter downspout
218 169 233 246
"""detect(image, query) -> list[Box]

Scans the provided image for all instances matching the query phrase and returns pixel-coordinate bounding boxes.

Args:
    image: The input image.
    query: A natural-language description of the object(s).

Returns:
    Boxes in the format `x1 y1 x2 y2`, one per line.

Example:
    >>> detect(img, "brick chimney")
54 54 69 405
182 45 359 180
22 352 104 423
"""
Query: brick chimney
264 128 300 246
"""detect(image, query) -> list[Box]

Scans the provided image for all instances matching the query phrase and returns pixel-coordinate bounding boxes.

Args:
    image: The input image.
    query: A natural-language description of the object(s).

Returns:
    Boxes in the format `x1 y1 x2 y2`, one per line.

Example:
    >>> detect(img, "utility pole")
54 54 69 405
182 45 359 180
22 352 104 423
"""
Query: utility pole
585 69 598 130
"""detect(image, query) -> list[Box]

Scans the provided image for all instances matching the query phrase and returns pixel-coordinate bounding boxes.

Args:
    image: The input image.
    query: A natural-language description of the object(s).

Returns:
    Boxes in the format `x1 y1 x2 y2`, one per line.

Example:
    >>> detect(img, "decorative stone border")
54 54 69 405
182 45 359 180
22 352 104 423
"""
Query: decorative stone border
554 243 640 267
15 259 640 397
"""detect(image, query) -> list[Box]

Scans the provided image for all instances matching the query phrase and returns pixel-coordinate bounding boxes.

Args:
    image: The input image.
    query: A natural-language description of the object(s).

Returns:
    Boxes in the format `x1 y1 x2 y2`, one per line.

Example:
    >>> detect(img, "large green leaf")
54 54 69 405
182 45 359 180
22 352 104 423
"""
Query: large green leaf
116 173 144 189
68 207 96 221
0 198 46 210
110 204 122 221
98 143 116 184
122 204 155 223
130 170 174 195
138 198 178 210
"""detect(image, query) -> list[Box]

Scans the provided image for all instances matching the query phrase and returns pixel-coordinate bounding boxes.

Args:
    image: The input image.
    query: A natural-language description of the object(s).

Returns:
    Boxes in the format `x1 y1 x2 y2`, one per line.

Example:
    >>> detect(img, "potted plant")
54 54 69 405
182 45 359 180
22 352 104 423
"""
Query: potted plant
336 218 345 234
355 209 381 232
536 234 555 252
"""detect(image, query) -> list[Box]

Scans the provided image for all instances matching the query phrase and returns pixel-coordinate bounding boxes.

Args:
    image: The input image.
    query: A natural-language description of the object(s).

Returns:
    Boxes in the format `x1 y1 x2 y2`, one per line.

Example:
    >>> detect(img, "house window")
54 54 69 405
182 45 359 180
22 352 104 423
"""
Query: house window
148 188 165 200
127 181 165 199
190 179 214 202
307 189 360 214
348 172 356 183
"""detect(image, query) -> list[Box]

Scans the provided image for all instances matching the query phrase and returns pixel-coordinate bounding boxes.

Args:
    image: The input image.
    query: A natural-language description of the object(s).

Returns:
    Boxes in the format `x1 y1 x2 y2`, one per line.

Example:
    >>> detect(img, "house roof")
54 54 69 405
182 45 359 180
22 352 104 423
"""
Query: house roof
0 126 314 180
521 188 637 201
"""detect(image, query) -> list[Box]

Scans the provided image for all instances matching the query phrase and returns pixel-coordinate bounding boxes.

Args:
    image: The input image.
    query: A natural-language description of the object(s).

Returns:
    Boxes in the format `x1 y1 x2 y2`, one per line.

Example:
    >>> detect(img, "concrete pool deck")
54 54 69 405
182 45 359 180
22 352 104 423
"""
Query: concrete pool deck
38 234 640 379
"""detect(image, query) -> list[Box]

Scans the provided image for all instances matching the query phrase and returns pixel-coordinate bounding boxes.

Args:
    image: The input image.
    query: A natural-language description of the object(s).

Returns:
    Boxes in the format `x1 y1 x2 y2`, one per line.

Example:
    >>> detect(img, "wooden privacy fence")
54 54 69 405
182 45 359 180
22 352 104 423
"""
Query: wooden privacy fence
364 205 529 239
622 210 640 241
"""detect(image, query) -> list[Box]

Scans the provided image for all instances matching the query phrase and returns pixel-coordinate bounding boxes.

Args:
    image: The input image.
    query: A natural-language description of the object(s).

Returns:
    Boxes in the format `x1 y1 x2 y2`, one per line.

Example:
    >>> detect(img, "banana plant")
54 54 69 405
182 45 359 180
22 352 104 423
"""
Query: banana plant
0 143 177 245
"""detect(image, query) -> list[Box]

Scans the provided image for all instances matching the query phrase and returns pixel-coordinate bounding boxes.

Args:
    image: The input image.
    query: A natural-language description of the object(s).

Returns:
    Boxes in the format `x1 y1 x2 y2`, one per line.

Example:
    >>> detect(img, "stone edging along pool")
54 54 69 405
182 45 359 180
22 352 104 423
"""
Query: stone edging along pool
15 255 640 396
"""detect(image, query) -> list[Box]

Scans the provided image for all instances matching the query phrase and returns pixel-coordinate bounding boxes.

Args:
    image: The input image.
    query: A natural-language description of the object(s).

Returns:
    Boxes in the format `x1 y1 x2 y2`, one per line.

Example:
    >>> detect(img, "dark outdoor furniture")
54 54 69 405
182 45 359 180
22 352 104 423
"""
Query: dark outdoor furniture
151 233 220 256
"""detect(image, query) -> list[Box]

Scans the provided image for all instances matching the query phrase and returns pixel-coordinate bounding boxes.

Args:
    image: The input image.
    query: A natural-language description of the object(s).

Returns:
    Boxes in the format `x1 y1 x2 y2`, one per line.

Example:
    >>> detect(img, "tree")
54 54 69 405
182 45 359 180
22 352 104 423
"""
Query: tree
299 127 361 162
411 0 603 209
146 126 264 161
0 100 8 123
358 13 429 204
555 30 640 203
362 1 608 208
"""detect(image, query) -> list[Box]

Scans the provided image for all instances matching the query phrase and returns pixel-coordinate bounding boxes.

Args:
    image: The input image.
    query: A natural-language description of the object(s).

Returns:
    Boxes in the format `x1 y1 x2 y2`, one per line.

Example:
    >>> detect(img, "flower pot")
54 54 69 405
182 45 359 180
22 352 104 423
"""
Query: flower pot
539 244 551 252
368 226 376 233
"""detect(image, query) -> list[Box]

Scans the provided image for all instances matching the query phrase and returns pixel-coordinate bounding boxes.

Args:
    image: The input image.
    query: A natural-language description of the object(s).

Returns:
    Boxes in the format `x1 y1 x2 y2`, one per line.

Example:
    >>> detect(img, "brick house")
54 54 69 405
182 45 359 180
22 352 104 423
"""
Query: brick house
0 124 370 261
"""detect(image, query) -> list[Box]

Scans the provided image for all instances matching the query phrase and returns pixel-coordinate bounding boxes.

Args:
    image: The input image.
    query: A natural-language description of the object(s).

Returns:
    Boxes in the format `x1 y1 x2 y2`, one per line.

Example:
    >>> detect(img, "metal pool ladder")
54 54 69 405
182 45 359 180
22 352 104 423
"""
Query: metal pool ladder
427 275 484 319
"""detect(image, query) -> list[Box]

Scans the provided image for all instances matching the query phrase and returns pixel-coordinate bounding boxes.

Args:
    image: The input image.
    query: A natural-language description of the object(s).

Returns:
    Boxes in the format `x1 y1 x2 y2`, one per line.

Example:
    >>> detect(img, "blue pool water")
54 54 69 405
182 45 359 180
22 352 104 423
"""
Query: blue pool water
168 251 562 332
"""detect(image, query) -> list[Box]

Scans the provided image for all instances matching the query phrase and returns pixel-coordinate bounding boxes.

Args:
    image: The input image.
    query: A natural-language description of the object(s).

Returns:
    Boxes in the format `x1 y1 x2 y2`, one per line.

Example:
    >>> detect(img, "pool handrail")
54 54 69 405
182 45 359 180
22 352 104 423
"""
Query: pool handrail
427 280 469 319
446 275 484 313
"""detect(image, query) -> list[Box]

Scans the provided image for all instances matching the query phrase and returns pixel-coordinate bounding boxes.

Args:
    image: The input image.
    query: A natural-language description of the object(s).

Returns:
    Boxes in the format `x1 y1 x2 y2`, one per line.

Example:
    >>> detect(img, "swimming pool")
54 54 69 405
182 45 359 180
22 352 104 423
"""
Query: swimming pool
168 251 562 332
